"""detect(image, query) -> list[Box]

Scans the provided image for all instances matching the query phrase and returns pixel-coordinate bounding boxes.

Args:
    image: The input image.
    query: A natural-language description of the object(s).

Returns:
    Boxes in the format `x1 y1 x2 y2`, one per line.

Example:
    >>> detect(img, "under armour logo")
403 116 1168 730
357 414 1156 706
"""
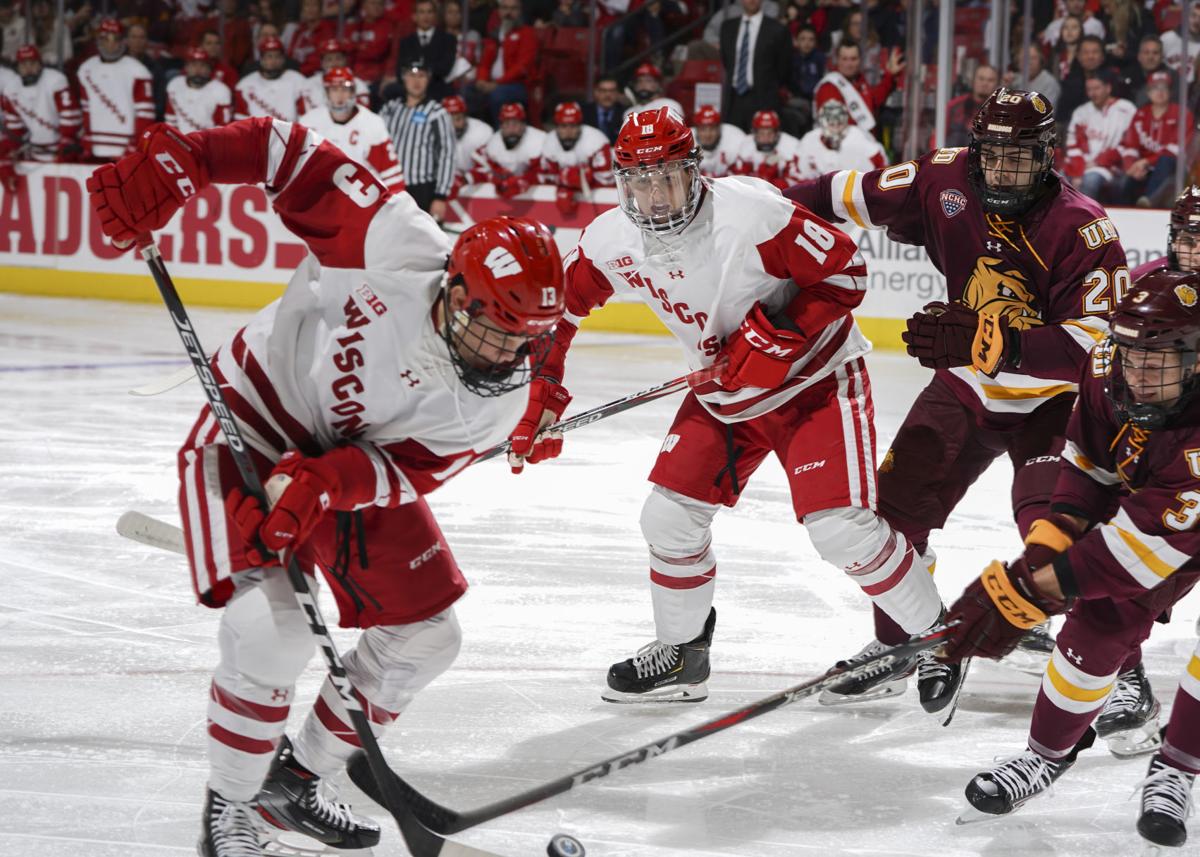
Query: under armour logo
668 270 684 279
1066 648 1083 665
400 370 420 387
986 240 1002 253
271 688 289 702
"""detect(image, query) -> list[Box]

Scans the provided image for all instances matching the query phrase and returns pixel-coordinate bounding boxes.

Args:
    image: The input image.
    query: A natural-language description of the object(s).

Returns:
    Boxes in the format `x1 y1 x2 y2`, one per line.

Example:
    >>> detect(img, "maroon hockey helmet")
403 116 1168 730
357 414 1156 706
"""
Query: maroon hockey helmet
613 107 703 235
1104 268 1200 428
442 216 564 396
1168 185 1200 271
967 87 1057 217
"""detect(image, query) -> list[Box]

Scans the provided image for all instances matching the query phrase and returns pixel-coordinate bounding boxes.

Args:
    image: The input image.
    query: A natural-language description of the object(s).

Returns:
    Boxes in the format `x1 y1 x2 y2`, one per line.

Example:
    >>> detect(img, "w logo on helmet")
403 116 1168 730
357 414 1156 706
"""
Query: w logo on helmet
484 246 523 278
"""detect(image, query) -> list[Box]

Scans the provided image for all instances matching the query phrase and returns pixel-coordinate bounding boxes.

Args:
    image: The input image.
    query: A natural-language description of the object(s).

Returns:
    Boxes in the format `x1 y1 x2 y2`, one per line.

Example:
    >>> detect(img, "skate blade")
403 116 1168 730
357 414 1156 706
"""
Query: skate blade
819 678 907 707
925 658 971 728
1105 725 1163 759
261 828 374 856
955 802 1023 826
601 681 708 704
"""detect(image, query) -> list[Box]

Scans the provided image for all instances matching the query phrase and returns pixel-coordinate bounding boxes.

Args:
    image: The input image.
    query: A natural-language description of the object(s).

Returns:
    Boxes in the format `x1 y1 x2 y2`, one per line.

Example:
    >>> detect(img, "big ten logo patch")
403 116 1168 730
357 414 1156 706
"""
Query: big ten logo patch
1078 217 1120 251
355 283 388 316
660 434 680 454
606 255 634 270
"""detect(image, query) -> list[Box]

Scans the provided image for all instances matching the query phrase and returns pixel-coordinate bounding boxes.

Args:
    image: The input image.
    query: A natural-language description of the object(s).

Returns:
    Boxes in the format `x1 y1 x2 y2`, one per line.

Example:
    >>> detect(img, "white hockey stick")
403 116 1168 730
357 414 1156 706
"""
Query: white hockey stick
117 510 186 555
129 365 195 396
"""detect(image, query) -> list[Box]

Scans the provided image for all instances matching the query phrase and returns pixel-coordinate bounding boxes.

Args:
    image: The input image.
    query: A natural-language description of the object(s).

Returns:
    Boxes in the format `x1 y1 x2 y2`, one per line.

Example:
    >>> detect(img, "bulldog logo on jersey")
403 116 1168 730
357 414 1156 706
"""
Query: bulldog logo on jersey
962 256 1042 329
939 189 968 219
1175 284 1198 308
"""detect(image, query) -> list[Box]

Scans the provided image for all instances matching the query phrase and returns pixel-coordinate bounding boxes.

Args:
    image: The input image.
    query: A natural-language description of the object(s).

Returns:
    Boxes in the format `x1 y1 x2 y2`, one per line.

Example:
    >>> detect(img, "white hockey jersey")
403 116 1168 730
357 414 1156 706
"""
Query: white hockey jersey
555 175 869 422
299 105 405 193
298 71 371 114
622 96 684 123
730 131 804 189
795 125 886 180
453 115 492 184
77 54 154 158
234 69 308 121
1064 97 1137 179
694 123 745 178
1 67 80 160
483 125 547 179
538 124 613 188
0 65 17 97
1161 31 1200 84
165 76 233 134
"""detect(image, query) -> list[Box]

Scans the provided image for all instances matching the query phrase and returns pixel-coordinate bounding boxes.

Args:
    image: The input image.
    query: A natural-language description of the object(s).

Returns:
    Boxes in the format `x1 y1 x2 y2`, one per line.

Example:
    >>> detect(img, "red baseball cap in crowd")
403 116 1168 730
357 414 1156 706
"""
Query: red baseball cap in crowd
1147 70 1172 89
319 38 347 56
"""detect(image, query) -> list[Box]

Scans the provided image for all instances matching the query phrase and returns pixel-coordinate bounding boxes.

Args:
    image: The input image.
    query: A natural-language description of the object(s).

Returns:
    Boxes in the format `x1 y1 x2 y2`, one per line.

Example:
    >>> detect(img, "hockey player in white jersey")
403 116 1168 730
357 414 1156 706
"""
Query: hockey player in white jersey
2 44 81 161
165 48 233 134
482 101 546 199
508 107 962 714
795 101 886 180
87 117 565 857
730 109 804 190
621 62 684 123
299 66 405 194
442 94 491 198
539 100 613 214
298 37 370 115
77 19 154 159
692 104 745 178
234 35 307 121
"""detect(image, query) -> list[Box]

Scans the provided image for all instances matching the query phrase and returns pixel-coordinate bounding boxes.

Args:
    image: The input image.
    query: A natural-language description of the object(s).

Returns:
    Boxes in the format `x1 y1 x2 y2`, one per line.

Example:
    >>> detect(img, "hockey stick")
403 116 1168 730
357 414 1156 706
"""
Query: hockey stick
117 510 187 555
348 623 957 835
135 240 506 857
129 364 195 396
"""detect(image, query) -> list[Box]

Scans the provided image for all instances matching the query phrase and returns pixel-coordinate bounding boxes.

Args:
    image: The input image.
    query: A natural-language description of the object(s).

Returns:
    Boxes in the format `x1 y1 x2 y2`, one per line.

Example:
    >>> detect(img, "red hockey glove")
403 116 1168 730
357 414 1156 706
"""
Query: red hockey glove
901 301 978 370
558 165 583 190
495 174 529 198
555 185 579 215
0 142 17 194
938 557 1068 662
86 123 210 247
717 302 807 392
507 378 572 474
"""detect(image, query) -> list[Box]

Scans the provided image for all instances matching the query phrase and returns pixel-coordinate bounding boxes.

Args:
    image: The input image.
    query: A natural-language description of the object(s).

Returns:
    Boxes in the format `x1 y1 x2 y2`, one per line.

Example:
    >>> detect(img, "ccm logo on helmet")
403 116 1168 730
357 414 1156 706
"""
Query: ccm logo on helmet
484 247 523 278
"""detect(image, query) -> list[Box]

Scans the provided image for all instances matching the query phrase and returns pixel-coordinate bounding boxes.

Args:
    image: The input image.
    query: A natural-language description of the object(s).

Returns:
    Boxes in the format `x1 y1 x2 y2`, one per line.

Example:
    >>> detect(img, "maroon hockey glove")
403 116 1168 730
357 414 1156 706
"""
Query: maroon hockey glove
508 378 572 474
717 302 807 392
938 557 1068 662
86 123 210 246
901 301 978 370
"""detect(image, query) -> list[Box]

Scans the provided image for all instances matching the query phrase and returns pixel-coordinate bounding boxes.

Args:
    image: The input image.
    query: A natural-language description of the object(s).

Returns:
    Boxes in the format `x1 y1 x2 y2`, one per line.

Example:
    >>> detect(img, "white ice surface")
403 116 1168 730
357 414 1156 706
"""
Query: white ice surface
2 293 1198 857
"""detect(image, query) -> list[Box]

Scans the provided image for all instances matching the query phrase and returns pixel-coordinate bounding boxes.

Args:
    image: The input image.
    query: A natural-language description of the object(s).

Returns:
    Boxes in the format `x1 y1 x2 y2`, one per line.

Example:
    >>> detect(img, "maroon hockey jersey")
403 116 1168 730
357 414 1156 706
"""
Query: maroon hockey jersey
786 148 1128 425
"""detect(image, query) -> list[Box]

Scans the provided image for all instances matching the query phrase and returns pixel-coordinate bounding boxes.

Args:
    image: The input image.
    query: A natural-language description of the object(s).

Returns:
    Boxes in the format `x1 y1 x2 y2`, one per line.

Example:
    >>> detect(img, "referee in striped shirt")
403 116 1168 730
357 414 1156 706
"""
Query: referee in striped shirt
380 59 456 222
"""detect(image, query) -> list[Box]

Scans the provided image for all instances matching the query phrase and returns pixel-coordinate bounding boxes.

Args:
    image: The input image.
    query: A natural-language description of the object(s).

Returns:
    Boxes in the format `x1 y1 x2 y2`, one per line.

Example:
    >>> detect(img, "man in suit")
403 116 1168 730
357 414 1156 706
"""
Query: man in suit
582 75 625 143
719 0 792 131
390 0 458 101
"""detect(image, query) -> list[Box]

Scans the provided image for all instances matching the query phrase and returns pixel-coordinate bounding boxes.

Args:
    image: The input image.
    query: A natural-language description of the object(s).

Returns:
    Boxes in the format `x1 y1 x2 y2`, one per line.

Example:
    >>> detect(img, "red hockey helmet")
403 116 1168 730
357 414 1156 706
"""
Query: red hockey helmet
633 62 661 80
1104 268 1200 428
751 110 781 130
323 65 355 87
1169 185 1200 272
97 18 124 36
967 87 1057 216
16 44 41 63
613 107 703 235
442 95 467 115
258 35 285 55
184 46 211 65
693 104 721 126
553 101 583 126
319 37 346 56
443 216 564 396
498 102 526 123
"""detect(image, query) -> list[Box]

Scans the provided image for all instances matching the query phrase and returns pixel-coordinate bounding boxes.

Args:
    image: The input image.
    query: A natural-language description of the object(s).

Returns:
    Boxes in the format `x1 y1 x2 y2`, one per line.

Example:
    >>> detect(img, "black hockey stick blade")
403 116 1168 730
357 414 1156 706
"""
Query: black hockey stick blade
347 624 956 835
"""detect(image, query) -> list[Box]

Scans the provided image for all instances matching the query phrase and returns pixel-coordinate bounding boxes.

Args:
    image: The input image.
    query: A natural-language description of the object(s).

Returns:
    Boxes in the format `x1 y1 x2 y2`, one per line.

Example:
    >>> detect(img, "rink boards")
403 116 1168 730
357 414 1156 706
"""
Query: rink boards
0 162 1171 349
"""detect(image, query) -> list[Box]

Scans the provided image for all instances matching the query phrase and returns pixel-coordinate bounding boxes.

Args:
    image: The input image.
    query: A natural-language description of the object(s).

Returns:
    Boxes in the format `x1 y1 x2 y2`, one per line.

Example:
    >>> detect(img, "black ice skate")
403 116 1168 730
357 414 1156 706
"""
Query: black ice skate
199 786 264 857
1137 752 1195 850
818 638 917 705
1000 621 1056 676
256 736 381 850
1096 664 1162 758
916 650 970 727
959 729 1095 821
602 608 714 703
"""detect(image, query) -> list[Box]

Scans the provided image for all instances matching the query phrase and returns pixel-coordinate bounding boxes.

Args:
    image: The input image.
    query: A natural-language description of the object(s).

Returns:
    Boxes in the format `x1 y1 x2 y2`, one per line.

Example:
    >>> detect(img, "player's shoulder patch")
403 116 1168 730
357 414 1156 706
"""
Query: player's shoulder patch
1077 215 1121 251
929 147 966 165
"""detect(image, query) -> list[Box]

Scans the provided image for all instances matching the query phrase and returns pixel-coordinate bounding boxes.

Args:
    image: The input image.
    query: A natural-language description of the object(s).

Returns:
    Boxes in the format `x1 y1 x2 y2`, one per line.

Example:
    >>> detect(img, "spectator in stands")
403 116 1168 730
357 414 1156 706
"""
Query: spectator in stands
730 109 802 189
348 0 393 87
380 59 455 218
582 74 624 143
693 103 745 177
703 0 780 51
1064 68 1136 201
471 0 536 121
830 9 880 75
123 23 167 114
0 2 25 64
789 25 824 115
393 0 457 100
621 62 684 122
939 64 997 148
719 0 793 131
1 44 80 161
481 101 544 199
1124 35 1174 107
551 0 587 27
796 100 886 180
282 0 331 75
1006 43 1060 106
1097 0 1153 69
539 100 613 214
1058 34 1115 122
1110 70 1193 207
166 46 233 132
77 19 154 160
234 35 307 120
211 0 253 70
813 40 902 136
442 93 491 199
442 0 481 69
1161 2 1200 85
27 0 70 66
199 29 241 87
1052 13 1084 80
301 38 370 112
1043 0 1104 48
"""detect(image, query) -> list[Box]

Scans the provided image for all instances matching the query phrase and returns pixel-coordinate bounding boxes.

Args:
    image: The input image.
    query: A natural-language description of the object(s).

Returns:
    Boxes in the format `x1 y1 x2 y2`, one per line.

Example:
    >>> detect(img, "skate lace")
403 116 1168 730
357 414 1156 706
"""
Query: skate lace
302 780 358 832
212 798 262 856
1104 671 1143 715
633 641 679 679
917 650 954 682
1134 762 1195 823
990 751 1055 801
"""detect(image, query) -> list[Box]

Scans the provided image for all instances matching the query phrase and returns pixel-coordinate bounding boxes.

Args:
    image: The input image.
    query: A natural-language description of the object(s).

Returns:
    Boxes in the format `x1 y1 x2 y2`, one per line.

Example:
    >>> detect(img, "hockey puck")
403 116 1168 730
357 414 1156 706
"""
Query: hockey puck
547 833 585 857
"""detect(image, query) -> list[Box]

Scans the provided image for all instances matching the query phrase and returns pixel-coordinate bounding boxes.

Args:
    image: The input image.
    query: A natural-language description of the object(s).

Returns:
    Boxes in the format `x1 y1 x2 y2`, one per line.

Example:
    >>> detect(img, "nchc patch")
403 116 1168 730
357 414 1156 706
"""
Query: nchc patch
939 188 968 218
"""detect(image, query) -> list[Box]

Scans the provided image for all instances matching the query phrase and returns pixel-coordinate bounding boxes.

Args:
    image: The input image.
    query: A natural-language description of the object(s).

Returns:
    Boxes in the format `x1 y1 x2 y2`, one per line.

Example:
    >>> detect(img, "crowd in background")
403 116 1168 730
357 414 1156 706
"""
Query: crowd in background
0 0 1198 214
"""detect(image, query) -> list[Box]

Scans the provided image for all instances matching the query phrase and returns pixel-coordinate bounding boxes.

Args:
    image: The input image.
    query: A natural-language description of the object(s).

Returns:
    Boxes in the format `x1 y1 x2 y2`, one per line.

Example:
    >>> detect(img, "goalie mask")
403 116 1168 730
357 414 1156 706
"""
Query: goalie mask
1102 269 1200 430
967 87 1056 217
613 107 703 236
1168 185 1200 272
442 216 564 396
817 101 850 148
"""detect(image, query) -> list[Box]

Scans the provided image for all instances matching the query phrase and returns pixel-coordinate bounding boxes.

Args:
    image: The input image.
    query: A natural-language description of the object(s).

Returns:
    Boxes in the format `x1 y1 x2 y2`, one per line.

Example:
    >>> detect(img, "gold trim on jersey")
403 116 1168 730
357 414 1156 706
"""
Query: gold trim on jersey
949 366 1078 414
1062 439 1120 485
1041 648 1116 715
1099 507 1191 590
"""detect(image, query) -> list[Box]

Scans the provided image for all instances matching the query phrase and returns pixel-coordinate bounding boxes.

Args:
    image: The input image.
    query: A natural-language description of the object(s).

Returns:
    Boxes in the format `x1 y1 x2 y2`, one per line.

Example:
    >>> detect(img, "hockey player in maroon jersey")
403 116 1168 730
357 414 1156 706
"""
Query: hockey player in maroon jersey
87 119 565 856
937 269 1200 841
785 88 1128 705
507 107 958 717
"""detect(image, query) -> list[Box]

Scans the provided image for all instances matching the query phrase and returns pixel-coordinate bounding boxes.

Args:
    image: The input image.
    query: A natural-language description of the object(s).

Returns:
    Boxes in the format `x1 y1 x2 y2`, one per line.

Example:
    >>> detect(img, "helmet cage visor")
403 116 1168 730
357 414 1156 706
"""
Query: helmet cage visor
967 137 1053 216
1169 223 1200 272
1103 336 1199 429
440 283 553 397
613 158 702 236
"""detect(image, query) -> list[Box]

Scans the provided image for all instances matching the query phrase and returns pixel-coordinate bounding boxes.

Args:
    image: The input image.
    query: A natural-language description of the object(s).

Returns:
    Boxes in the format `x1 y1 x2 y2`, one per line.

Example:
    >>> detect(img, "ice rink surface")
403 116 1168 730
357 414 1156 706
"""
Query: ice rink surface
2 293 1198 857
